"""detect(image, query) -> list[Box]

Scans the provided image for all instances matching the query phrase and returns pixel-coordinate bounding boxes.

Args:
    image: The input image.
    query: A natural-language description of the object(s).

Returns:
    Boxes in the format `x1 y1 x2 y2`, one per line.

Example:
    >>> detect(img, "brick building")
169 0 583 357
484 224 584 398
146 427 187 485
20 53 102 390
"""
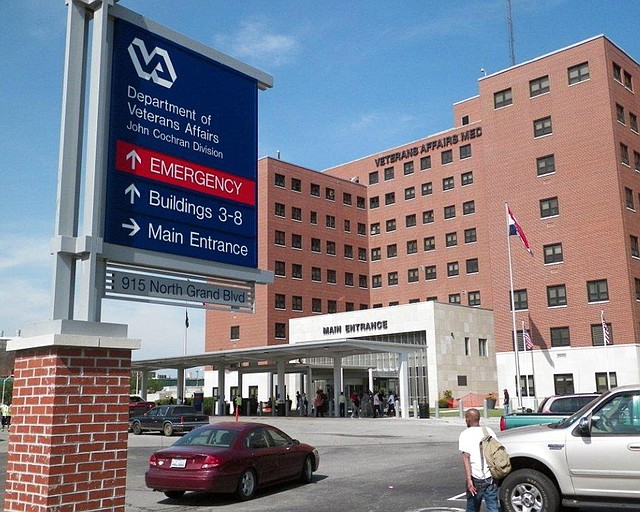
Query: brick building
205 35 640 406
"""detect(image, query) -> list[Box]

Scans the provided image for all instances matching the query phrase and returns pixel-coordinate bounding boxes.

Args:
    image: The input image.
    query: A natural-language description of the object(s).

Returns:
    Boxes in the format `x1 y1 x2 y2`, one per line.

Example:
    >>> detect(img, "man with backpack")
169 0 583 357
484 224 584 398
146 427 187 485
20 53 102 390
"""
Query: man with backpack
458 408 500 512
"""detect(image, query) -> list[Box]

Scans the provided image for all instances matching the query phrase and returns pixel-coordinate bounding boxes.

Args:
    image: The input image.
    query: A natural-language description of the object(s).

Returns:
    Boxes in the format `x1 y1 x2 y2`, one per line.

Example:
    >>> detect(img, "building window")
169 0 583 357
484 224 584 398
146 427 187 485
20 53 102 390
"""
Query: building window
310 183 320 196
591 322 612 346
344 219 352 232
568 62 589 84
537 154 555 176
631 235 640 258
405 214 417 227
312 298 322 313
421 182 433 196
327 300 337 313
636 278 640 300
444 205 456 219
540 196 559 218
626 187 635 209
534 116 552 137
326 215 336 229
460 144 472 160
372 274 382 288
445 232 457 247
275 202 285 217
311 238 321 253
550 327 570 347
631 113 639 133
464 228 477 244
326 241 336 255
595 372 617 393
587 279 609 302
464 337 470 356
386 219 396 232
463 200 475 215
344 244 353 259
423 210 434 224
512 289 528 310
346 302 355 312
384 167 395 180
441 149 453 165
530 75 550 97
327 269 337 284
384 192 396 206
616 103 626 124
494 88 513 108
274 173 285 188
369 171 379 185
387 244 398 258
462 115 470 126
356 196 365 209
404 161 414 175
408 268 419 283
310 211 317 225
421 156 431 170
554 374 574 395
443 176 455 190
370 196 380 209
404 187 416 200
291 206 302 221
357 223 366 236
291 233 302 249
359 275 368 288
358 247 367 261
345 272 354 286
311 267 321 282
624 70 633 91
325 187 335 201
230 325 240 341
425 265 437 280
547 284 567 307
621 143 630 165
342 192 352 206
449 293 461 304
371 247 381 261
478 338 488 357
291 177 301 192
370 222 381 235
447 261 459 277
613 62 622 82
274 260 285 276
466 258 479 274
461 171 473 186
468 291 481 306
543 243 563 264
292 264 302 279
275 230 285 246
424 236 435 251
292 296 303 311
275 323 286 339
275 293 285 309
407 239 418 254
634 151 640 172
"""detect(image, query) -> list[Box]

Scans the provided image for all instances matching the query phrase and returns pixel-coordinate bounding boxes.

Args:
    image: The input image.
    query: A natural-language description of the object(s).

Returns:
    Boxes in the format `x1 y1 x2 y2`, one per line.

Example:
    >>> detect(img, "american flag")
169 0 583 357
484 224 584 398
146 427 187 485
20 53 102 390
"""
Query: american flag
601 311 611 345
524 329 533 350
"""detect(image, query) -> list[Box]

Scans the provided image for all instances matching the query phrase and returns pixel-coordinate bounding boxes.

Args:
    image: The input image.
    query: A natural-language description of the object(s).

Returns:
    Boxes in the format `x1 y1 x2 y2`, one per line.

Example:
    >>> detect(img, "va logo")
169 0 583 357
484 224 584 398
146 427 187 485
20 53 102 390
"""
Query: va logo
128 38 177 89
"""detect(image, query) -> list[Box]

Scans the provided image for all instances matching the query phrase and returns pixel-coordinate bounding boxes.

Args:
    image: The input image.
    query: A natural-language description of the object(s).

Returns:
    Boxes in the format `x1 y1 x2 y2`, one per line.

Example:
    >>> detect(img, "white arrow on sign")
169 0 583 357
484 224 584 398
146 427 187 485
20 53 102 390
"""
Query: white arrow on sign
126 149 142 170
122 218 140 236
124 183 141 204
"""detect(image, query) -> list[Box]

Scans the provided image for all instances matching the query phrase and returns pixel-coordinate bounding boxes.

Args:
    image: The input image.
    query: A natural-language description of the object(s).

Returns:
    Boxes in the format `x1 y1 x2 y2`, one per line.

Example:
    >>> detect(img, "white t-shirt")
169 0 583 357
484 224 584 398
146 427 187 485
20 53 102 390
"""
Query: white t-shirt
458 425 496 479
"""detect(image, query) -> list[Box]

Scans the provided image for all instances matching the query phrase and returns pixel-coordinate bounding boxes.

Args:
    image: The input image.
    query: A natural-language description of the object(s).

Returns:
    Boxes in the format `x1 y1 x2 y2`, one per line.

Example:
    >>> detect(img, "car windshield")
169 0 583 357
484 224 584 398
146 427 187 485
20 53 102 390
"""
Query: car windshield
552 388 612 428
173 428 237 448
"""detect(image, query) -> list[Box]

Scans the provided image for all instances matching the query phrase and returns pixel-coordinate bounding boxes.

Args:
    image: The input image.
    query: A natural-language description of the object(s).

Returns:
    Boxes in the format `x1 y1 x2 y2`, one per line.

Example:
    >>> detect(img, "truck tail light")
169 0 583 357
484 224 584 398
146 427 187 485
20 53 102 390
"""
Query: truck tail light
500 416 506 431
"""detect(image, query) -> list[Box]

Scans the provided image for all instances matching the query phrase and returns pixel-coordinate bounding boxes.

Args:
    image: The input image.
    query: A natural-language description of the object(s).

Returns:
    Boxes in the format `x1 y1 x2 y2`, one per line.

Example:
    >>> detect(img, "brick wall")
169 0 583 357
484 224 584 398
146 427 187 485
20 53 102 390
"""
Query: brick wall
5 346 131 511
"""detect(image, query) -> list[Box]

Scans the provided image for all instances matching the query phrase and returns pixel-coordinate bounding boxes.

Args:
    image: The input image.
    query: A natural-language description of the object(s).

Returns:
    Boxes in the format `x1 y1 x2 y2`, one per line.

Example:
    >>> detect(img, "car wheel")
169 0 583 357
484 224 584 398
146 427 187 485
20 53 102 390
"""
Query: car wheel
131 422 142 435
163 423 174 437
164 491 185 500
500 469 560 512
300 455 314 483
236 469 257 501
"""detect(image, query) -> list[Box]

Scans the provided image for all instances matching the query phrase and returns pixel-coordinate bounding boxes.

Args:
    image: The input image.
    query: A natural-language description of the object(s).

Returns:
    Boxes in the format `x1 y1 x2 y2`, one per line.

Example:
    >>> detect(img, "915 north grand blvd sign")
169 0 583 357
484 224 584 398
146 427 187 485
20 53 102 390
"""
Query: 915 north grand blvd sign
105 19 259 268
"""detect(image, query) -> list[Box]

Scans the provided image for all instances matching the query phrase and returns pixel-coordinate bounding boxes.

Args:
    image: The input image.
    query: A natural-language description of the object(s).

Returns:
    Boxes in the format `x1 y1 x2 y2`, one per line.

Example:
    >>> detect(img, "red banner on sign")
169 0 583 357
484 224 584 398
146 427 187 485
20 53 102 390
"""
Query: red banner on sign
114 140 255 205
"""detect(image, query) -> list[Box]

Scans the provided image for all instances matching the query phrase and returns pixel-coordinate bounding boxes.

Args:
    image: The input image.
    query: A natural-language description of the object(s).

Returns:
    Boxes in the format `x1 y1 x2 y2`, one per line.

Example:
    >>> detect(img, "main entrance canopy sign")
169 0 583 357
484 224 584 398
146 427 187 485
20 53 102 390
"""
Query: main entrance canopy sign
105 18 260 268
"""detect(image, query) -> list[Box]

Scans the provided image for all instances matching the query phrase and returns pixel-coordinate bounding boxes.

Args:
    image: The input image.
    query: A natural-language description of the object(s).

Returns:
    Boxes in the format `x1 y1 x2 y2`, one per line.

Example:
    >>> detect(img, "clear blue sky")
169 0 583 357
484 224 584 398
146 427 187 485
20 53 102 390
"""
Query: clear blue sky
1 0 639 360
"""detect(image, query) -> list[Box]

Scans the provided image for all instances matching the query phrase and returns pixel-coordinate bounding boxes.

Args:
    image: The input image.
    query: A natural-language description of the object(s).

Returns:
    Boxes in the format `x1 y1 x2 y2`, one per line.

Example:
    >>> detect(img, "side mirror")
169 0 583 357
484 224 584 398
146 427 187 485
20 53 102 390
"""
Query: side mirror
291 439 300 446
578 416 591 436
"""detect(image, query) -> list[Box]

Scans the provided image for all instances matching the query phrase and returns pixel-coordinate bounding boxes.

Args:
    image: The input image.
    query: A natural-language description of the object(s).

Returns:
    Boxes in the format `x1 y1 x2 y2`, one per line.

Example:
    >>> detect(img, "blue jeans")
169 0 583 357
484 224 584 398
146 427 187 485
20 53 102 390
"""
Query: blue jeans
466 478 499 512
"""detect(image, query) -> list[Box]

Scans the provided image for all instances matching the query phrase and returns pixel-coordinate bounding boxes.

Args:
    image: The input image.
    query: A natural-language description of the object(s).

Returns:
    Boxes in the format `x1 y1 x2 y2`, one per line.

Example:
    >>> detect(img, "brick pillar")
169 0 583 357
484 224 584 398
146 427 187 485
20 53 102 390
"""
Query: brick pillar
4 346 132 511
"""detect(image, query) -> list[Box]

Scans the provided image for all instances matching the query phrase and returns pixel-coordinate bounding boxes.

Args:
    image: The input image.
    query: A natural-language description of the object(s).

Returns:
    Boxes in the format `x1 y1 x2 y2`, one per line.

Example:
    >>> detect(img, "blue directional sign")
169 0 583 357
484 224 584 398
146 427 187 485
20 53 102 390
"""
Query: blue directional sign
105 19 258 268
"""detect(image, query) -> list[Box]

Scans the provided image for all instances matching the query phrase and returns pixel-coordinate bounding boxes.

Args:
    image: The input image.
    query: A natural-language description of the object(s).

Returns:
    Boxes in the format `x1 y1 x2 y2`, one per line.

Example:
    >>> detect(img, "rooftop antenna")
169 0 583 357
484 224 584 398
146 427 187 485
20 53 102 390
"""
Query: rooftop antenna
506 0 516 66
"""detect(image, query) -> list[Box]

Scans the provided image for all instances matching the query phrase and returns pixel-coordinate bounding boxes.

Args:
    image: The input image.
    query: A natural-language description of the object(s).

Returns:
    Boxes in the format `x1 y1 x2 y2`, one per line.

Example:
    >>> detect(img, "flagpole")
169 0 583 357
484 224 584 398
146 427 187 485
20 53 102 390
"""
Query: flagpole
506 202 523 410
601 310 610 390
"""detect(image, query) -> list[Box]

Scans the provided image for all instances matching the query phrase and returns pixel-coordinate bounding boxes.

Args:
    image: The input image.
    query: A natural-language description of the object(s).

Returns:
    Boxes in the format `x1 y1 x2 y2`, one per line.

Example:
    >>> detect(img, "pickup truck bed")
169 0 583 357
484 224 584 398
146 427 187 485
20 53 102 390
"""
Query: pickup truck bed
500 412 567 430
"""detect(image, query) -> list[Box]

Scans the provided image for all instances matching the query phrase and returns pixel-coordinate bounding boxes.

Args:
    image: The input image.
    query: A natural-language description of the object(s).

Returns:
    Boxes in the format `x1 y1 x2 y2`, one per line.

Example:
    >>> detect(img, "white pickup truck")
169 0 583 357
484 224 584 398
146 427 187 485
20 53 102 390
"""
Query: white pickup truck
498 384 640 512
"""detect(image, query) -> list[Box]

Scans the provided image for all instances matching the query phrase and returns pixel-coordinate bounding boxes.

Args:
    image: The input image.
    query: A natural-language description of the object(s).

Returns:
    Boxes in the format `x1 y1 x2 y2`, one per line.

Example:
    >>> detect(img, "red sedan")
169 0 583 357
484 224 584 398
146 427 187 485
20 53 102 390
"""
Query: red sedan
145 421 320 501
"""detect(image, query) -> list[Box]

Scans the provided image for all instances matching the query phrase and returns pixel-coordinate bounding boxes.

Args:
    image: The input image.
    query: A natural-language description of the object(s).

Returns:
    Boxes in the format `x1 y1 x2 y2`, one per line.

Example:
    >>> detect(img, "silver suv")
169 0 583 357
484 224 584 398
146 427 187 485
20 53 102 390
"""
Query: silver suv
499 384 640 512
537 393 599 414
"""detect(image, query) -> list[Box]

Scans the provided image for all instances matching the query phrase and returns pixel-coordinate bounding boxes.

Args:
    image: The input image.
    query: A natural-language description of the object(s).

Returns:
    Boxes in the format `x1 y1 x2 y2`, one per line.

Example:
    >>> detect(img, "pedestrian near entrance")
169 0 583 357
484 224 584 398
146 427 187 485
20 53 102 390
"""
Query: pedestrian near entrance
339 392 346 417
503 389 510 415
1 403 10 431
387 392 396 416
458 408 499 512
